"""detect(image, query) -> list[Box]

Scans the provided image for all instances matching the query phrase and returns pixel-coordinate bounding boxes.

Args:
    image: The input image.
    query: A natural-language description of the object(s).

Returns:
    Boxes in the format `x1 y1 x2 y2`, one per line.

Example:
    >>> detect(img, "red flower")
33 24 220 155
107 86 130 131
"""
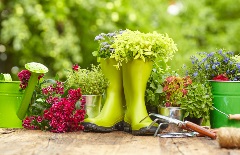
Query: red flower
182 89 188 96
166 76 175 83
18 70 44 89
72 64 79 71
213 74 229 81
18 70 31 89
165 102 171 107
38 74 44 80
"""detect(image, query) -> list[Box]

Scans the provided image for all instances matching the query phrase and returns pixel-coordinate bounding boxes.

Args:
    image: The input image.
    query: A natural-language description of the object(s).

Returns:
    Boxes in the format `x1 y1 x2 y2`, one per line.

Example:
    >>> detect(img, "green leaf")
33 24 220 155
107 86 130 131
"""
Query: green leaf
0 74 12 81
184 111 189 118
144 51 153 55
0 73 4 81
155 85 163 93
150 82 156 89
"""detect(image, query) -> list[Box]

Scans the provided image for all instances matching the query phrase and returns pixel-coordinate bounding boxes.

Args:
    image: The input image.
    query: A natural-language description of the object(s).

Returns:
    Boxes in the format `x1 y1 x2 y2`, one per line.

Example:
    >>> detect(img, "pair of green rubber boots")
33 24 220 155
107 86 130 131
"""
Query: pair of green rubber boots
83 59 157 135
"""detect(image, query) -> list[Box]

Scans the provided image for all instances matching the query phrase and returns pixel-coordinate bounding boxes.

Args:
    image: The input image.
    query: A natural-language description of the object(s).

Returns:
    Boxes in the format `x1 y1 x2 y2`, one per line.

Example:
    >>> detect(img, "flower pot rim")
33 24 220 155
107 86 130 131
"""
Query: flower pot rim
158 106 181 109
82 94 102 96
208 80 240 83
0 81 21 83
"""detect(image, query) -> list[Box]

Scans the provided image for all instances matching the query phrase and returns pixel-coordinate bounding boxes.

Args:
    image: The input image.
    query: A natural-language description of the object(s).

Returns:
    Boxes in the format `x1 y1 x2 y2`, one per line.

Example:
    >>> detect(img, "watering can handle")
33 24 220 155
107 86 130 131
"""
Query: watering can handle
229 114 240 120
184 121 217 139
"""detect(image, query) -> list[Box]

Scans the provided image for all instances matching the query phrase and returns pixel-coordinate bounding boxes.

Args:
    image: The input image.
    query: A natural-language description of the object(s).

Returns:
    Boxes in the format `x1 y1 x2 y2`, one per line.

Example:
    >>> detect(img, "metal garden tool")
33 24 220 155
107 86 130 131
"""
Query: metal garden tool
141 113 217 139
213 107 240 120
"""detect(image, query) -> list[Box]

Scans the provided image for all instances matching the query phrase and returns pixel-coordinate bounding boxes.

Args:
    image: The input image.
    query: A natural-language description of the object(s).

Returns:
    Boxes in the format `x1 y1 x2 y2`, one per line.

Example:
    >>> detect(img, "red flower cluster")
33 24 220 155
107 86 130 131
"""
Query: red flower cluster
213 74 229 81
43 88 85 132
18 70 31 89
163 76 192 107
22 116 42 130
18 70 44 90
22 81 86 133
42 81 64 96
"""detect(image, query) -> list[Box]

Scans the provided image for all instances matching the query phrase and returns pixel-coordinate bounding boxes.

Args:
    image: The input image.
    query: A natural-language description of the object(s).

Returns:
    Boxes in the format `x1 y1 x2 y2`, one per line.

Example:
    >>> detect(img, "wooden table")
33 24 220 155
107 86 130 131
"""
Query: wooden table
0 128 240 155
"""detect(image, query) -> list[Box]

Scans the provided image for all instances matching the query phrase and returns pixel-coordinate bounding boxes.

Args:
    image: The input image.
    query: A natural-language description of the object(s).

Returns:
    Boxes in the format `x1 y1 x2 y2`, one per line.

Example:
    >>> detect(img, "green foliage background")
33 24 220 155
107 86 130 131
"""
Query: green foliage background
1 0 240 79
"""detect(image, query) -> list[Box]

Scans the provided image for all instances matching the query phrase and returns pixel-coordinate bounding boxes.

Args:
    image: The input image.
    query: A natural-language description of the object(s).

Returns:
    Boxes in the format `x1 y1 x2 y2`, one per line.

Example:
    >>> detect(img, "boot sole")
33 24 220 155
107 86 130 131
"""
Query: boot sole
82 121 124 133
123 121 164 136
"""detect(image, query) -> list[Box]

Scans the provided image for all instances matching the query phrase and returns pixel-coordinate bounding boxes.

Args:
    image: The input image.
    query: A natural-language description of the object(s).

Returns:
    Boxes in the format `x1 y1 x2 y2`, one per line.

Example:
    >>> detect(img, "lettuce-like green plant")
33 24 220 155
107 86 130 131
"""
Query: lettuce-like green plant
110 29 178 68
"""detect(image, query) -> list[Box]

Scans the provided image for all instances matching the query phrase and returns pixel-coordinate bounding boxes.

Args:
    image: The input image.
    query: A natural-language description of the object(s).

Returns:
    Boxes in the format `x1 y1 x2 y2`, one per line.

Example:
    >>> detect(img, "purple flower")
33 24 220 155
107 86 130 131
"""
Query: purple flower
223 57 229 63
212 65 216 70
207 52 214 57
94 35 104 41
107 32 116 37
193 72 198 77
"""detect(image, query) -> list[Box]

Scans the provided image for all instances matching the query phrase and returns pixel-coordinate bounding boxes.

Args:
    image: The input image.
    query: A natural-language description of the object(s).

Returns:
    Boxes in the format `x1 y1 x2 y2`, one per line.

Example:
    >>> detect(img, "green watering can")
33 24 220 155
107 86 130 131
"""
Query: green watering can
0 62 48 128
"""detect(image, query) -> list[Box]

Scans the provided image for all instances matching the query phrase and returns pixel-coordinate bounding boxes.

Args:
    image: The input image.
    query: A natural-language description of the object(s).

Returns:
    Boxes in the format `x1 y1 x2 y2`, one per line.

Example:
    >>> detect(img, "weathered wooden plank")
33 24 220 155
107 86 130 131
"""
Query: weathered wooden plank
1 129 240 155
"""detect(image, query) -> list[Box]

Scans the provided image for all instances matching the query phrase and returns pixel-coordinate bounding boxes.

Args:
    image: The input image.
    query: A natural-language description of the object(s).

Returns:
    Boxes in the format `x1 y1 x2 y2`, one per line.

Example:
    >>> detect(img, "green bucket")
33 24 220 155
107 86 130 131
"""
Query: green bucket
210 81 240 128
0 81 23 128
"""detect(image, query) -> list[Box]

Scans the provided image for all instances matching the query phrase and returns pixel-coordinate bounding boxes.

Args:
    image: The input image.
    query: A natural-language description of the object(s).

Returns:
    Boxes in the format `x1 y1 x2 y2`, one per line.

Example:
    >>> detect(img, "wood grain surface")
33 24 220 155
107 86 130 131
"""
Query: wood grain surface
0 129 240 155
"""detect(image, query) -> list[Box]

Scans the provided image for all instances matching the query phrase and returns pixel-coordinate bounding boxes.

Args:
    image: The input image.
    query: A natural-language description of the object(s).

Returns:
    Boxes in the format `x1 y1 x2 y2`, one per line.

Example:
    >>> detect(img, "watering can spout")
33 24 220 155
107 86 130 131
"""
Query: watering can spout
16 62 48 120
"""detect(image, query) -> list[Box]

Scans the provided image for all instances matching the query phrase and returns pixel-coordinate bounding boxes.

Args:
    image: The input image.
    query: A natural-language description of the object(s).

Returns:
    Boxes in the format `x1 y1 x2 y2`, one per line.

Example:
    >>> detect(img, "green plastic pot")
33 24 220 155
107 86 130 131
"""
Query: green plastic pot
210 81 240 128
0 81 23 128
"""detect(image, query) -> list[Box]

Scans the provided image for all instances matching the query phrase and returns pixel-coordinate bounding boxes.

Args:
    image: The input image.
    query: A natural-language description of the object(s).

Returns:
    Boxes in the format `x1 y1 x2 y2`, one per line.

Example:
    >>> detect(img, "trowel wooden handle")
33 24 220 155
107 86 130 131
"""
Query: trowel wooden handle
184 121 217 139
229 114 240 120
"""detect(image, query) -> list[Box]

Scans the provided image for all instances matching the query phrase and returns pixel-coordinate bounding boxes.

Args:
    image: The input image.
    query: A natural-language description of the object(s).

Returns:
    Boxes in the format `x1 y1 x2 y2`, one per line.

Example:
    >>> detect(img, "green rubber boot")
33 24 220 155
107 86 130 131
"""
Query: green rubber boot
83 58 125 132
122 59 157 135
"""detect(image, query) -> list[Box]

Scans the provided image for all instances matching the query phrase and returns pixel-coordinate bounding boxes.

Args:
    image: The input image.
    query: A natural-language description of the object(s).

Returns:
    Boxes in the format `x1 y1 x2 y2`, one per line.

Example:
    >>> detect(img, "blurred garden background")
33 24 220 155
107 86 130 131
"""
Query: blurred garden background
1 0 240 80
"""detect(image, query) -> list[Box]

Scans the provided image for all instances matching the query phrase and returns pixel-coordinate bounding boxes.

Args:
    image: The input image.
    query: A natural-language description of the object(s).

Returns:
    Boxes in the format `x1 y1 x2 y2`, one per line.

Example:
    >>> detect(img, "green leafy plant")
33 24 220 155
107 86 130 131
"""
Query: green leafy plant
145 58 171 108
180 82 213 122
65 64 109 95
110 29 178 69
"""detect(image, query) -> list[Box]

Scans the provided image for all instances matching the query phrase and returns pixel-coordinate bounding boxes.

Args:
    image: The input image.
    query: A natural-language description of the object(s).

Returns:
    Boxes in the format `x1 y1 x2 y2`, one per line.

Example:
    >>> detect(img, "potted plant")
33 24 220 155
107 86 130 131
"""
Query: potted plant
158 73 212 126
185 49 240 83
84 29 178 135
157 74 191 122
65 64 109 118
185 49 240 128
111 30 177 135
